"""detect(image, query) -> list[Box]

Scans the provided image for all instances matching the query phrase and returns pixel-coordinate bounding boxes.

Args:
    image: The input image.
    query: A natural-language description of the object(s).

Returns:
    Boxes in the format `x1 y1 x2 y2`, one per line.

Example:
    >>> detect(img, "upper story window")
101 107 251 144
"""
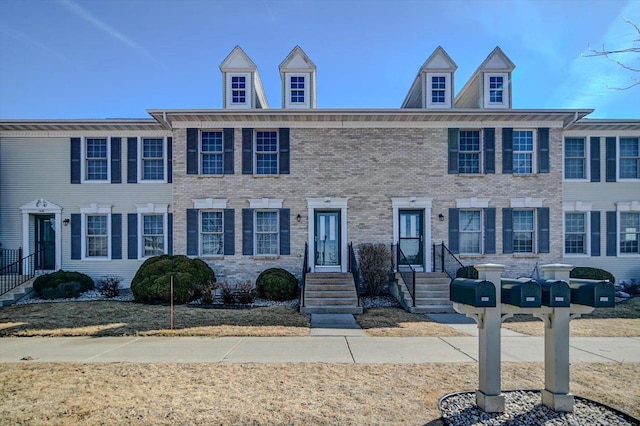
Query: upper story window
565 137 586 179
431 76 446 103
85 138 108 181
426 73 451 108
231 76 246 104
459 210 482 254
201 131 223 175
513 209 535 253
86 214 109 258
201 211 224 256
619 137 639 179
291 76 305 103
484 73 509 108
255 131 278 175
513 130 535 174
565 212 587 255
459 130 481 174
255 210 279 255
620 212 639 254
489 76 503 103
141 138 164 181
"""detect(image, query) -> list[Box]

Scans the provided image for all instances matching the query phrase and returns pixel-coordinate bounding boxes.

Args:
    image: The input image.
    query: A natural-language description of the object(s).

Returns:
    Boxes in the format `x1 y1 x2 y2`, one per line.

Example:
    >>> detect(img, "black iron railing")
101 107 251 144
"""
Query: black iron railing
0 249 38 296
300 242 309 308
392 243 416 307
347 242 362 307
432 242 466 279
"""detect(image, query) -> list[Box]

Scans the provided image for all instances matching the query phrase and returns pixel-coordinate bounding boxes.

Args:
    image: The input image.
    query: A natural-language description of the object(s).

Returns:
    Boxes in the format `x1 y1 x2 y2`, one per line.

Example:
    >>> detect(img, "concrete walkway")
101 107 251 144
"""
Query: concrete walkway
310 313 367 336
1 335 639 364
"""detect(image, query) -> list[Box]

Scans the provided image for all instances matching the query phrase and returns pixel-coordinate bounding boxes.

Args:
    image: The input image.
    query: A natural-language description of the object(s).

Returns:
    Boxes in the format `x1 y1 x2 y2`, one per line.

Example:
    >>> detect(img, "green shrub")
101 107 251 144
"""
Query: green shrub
256 268 298 301
570 266 615 285
358 243 392 296
131 255 215 304
40 281 85 299
456 266 479 279
33 270 94 298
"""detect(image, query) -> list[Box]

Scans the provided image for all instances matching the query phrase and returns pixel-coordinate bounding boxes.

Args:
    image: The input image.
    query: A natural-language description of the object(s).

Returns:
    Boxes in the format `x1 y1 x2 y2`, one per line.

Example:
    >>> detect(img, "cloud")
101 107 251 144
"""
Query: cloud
58 0 160 64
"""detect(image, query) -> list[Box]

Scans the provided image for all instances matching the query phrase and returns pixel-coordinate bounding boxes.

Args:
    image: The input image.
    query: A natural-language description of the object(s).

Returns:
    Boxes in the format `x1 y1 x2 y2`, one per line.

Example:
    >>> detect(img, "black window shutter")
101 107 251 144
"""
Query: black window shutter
242 208 254 255
605 137 617 182
186 209 198 256
502 208 514 253
167 213 173 255
111 137 122 183
127 137 138 184
447 128 459 174
186 129 198 175
127 213 138 259
484 207 496 254
71 214 81 259
590 137 601 182
167 137 173 183
606 211 617 256
502 128 513 174
279 128 290 174
70 138 81 184
242 128 253 175
224 208 235 255
111 213 122 259
484 128 495 174
448 208 459 254
279 208 290 255
538 128 550 173
223 128 234 175
538 207 550 253
591 211 601 256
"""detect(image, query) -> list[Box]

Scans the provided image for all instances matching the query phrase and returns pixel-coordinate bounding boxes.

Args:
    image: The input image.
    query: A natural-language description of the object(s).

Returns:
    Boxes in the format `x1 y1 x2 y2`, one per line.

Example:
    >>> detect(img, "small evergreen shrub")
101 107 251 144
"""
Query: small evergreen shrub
97 275 123 298
256 268 298 301
40 281 85 299
358 243 392 297
456 266 479 279
131 255 215 304
570 266 615 285
33 270 94 298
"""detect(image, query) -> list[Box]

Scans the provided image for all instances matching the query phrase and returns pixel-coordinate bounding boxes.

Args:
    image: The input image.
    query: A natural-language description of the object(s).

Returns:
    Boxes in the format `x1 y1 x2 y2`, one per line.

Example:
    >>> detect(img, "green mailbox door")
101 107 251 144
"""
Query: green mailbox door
501 279 542 308
539 280 571 308
450 279 496 307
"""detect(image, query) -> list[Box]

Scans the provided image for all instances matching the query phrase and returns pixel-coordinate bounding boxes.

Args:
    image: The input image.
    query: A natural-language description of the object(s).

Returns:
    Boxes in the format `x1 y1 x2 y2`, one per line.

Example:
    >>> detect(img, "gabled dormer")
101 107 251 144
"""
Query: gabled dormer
402 46 457 109
219 46 269 109
279 46 317 109
455 46 515 109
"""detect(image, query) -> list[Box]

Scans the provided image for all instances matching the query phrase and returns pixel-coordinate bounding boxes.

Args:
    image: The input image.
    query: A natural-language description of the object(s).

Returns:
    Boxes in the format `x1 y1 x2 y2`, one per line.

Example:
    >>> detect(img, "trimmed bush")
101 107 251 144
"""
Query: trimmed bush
358 243 392 297
570 266 615 285
131 255 215 304
456 266 479 279
40 281 85 299
256 268 298 301
33 270 94 298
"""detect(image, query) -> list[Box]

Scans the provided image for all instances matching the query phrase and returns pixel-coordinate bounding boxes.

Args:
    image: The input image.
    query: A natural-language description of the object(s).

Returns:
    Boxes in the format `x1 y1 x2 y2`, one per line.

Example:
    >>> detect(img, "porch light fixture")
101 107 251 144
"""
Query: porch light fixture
63 218 70 226
438 213 445 221
296 214 302 222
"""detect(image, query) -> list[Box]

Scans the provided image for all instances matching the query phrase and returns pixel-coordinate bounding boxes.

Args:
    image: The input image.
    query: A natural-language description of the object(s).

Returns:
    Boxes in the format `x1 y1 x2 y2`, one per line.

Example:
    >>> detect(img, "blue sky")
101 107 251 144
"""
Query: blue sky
0 0 638 119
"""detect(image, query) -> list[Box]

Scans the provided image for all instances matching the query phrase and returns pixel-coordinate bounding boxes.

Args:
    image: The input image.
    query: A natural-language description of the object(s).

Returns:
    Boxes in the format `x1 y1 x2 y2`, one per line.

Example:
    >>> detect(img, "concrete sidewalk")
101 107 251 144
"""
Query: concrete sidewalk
1 335 638 364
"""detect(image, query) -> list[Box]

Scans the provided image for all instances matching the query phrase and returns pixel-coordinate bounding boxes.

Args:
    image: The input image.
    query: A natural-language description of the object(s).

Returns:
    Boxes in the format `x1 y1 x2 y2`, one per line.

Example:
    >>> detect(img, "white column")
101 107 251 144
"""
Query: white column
474 263 505 413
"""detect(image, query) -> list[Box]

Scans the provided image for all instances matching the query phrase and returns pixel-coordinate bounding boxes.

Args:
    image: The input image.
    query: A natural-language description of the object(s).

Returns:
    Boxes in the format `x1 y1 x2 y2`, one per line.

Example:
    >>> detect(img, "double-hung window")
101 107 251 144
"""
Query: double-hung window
142 214 164 257
231 76 246 104
619 137 639 179
201 131 223 175
431 76 446 104
459 210 482 254
291 76 305 103
513 130 534 174
488 76 504 103
86 214 108 257
201 211 224 256
620 212 640 254
141 138 164 181
565 137 586 179
255 211 279 255
565 213 587 254
459 130 481 174
255 131 278 175
85 138 108 181
513 210 535 253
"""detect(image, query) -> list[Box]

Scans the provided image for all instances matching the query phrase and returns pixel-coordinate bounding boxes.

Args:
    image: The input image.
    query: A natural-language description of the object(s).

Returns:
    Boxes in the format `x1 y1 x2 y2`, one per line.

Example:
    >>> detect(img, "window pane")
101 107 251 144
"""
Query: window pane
458 131 480 174
256 211 277 232
86 215 108 257
201 212 223 233
142 139 164 180
459 210 481 254
202 132 223 175
564 138 586 179
620 212 640 254
86 138 108 180
513 131 534 174
256 211 278 255
202 234 223 255
513 210 534 253
256 131 278 174
565 213 586 254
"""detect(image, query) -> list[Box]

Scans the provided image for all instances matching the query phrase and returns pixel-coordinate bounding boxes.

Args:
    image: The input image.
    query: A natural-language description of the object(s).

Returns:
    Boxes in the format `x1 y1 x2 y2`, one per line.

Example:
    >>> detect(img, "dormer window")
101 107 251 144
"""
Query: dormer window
231 76 246 104
489 76 503 103
291 76 305 103
484 72 509 108
431 77 446 103
426 73 451 108
225 73 252 109
284 73 309 108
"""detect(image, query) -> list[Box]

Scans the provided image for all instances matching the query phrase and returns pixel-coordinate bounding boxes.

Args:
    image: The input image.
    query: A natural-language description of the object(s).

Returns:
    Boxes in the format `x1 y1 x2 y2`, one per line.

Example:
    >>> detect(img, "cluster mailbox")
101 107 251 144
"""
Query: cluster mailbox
500 278 541 308
450 279 496 307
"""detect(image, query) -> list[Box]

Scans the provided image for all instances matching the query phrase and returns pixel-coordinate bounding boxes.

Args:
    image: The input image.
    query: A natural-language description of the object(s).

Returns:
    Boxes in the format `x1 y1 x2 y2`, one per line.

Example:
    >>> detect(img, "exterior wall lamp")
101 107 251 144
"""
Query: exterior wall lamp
296 214 302 222
438 213 445 221
63 218 70 226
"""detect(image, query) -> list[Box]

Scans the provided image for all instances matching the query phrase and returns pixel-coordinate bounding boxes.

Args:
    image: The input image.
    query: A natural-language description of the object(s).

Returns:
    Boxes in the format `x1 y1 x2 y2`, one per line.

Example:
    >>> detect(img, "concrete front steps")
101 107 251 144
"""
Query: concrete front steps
0 277 36 307
393 272 454 314
300 273 363 315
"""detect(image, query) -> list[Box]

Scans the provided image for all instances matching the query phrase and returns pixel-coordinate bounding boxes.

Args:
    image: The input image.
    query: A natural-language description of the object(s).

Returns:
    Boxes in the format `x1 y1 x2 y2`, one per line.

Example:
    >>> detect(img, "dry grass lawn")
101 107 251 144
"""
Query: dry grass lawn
0 362 637 425
356 307 467 337
0 302 310 337
503 297 640 337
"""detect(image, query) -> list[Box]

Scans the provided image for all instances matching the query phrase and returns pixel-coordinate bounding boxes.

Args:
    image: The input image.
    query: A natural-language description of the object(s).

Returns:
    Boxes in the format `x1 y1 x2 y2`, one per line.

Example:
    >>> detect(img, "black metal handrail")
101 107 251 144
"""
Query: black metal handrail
347 242 362 307
300 242 309 308
0 249 38 297
432 241 466 279
393 243 416 307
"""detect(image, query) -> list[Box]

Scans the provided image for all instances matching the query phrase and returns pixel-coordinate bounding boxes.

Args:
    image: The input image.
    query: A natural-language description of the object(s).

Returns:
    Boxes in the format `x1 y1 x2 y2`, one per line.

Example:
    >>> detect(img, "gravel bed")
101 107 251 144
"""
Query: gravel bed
439 390 639 426
16 289 135 304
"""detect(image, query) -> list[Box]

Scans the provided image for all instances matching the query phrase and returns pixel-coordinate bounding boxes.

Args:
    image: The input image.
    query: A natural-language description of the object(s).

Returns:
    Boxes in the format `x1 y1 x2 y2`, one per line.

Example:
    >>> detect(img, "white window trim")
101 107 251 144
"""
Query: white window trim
425 73 451 109
136 203 169 259
484 72 509 108
226 73 251 109
616 201 640 257
307 197 349 272
512 208 537 255
617 136 640 181
563 136 590 182
562 202 592 257
200 130 224 175
512 129 537 175
81 136 111 183
200 210 225 257
80 203 112 261
459 209 484 255
285 73 310 109
458 130 483 174
138 137 167 183
253 130 279 176
254 209 280 256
